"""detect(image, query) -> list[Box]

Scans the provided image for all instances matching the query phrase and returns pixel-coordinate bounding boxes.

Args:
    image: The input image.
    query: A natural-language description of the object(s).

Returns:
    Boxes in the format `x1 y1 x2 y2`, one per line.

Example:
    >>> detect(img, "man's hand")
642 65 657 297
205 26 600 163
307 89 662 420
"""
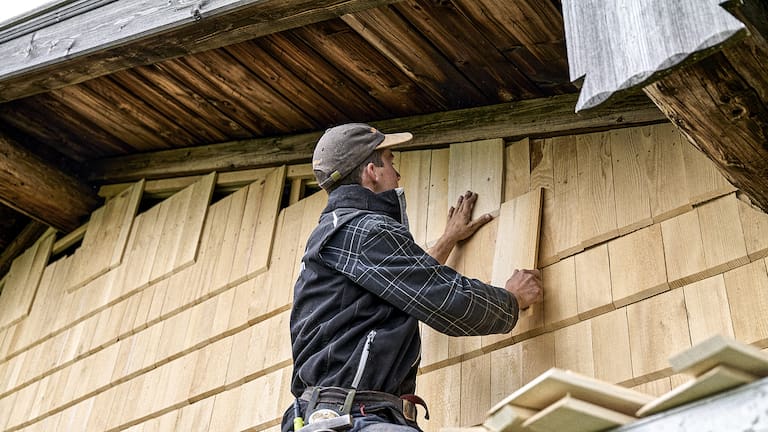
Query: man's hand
505 269 543 310
427 191 493 264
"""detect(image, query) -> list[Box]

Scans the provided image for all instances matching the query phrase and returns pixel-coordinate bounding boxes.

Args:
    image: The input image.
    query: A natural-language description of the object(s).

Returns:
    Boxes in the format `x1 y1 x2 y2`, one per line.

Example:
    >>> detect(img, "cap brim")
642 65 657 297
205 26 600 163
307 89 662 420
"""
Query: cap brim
376 132 413 150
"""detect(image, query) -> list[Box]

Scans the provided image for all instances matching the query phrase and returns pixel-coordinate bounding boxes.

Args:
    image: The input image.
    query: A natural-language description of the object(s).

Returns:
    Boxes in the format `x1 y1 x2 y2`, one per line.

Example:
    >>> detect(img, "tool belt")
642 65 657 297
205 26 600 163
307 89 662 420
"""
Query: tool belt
300 387 429 423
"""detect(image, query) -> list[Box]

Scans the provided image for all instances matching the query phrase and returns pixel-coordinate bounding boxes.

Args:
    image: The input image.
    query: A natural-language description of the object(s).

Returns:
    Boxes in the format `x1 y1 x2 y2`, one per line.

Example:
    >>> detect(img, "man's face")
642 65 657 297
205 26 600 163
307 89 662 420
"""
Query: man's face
371 149 401 192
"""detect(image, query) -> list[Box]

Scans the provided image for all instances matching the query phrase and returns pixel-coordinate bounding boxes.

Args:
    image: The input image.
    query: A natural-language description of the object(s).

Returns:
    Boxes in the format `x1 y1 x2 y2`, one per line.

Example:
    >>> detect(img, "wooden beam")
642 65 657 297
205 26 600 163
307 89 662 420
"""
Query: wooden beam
0 0 401 103
90 92 667 183
0 133 99 232
643 0 768 213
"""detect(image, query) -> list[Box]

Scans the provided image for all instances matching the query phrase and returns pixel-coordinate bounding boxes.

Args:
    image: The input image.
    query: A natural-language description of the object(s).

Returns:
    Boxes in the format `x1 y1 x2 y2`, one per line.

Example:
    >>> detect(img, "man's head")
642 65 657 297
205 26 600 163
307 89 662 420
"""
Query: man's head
313 123 412 192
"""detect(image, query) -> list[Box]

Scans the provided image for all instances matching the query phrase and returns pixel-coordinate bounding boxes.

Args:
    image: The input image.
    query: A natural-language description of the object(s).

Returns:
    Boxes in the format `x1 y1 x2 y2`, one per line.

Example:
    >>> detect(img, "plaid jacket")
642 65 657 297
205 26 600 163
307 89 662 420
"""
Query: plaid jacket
288 185 518 400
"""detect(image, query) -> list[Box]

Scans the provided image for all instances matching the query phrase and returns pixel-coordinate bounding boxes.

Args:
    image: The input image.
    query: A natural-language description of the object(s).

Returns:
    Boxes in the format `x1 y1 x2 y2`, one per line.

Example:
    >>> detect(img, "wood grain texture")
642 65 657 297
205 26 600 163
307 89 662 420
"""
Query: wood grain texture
483 403 534 432
641 124 691 222
483 188 542 348
426 148 450 248
681 138 736 205
551 136 582 258
542 256 578 331
461 354 492 427
0 133 98 232
723 260 768 347
564 0 745 111
660 209 707 288
643 2 768 214
591 308 634 385
530 139 557 266
523 394 635 432
399 149 433 246
489 368 652 417
91 93 666 183
669 334 768 377
682 275 735 345
608 224 669 308
576 131 618 248
0 231 54 329
737 198 768 261
504 138 531 201
417 363 462 432
611 127 652 235
0 0 402 102
636 365 756 417
575 244 614 320
698 193 749 277
554 320 594 377
449 139 504 219
627 289 691 380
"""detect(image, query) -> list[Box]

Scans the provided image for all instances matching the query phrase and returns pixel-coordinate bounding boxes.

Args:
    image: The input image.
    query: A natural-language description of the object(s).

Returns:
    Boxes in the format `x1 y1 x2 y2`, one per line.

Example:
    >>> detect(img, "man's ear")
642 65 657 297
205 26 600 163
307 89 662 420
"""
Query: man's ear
360 162 378 189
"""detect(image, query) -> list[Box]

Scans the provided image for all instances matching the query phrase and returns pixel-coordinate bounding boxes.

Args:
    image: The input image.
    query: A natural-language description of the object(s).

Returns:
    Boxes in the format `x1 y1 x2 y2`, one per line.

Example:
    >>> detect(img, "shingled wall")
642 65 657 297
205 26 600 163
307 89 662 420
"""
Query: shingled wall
0 123 766 431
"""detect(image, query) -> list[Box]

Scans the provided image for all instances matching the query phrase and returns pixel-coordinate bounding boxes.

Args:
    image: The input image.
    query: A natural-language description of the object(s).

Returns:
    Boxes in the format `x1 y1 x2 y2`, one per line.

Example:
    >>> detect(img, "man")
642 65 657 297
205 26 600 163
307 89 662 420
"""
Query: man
282 123 543 432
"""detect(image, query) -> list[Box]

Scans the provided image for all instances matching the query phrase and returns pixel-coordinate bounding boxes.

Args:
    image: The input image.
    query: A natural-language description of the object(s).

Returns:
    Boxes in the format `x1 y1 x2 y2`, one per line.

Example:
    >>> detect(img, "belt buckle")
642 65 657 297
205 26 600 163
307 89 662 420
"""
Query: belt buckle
402 399 416 422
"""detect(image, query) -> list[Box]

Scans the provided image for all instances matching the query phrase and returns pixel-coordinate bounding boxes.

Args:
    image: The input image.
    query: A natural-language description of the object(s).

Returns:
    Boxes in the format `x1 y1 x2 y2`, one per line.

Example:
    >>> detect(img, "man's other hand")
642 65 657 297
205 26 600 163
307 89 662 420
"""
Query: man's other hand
444 191 493 243
505 269 543 310
428 191 493 264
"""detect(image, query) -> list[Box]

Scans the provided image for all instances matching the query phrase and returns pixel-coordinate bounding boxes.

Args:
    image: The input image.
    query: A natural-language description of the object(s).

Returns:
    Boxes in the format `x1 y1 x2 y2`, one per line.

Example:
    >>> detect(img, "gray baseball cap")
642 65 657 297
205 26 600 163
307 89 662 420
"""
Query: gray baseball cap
312 123 413 190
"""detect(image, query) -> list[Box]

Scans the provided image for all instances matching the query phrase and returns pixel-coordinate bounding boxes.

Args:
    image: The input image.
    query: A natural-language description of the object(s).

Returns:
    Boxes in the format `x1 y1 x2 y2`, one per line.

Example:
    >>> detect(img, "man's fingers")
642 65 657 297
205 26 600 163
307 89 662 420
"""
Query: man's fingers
448 206 455 218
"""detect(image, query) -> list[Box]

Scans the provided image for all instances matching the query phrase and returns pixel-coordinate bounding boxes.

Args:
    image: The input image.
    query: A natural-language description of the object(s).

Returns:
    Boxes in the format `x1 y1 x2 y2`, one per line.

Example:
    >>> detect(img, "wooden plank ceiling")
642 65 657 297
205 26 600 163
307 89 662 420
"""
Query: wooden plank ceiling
0 0 575 271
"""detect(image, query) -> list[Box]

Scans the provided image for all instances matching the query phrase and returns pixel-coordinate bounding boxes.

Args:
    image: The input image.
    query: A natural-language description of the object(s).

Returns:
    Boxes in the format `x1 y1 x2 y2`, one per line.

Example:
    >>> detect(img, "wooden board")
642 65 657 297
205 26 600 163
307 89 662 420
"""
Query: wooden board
448 139 504 219
416 363 462 432
723 259 768 346
426 148 450 248
399 149 432 246
530 139 557 267
681 137 736 205
608 224 669 308
504 138 530 201
575 244 614 319
610 127 652 235
627 289 691 380
642 124 691 222
483 403 534 432
660 208 707 288
591 308 633 385
488 368 652 417
697 193 749 277
67 180 144 292
682 275 734 345
0 230 54 329
576 131 618 248
523 394 635 432
542 256 578 331
554 320 594 377
636 365 756 417
669 334 768 377
484 188 543 347
551 135 582 259
737 198 768 261
461 354 492 427
173 172 217 270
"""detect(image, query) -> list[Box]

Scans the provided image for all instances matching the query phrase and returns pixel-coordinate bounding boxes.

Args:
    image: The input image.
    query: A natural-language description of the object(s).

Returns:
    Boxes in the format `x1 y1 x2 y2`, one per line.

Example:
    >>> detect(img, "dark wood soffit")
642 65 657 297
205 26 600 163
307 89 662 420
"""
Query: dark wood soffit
0 0 401 103
91 92 667 183
643 0 768 213
0 132 99 233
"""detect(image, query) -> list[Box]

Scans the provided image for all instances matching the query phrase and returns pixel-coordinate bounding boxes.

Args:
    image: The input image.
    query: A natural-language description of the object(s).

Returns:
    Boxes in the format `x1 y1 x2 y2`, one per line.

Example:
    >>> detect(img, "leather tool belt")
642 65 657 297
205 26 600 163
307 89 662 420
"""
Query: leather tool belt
300 387 429 423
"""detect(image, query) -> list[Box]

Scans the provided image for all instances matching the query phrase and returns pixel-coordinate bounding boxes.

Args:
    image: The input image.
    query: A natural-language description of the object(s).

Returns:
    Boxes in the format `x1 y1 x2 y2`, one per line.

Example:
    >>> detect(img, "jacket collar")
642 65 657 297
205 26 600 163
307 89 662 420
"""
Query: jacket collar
324 184 408 226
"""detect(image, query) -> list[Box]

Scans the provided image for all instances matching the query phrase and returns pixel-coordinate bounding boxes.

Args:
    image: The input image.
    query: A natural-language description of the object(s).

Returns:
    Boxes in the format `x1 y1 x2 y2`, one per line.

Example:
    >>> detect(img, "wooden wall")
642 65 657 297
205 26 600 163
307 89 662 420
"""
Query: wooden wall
0 123 767 431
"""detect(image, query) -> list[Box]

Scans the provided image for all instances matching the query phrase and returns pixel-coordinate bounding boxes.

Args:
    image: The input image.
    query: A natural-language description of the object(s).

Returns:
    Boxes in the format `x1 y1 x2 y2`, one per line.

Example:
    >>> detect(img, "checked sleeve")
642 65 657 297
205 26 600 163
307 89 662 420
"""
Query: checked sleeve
320 214 519 336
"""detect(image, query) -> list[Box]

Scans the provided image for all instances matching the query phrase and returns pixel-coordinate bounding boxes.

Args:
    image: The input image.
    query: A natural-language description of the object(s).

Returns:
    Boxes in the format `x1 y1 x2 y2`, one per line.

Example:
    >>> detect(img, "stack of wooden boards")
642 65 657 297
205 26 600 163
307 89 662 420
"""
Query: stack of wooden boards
445 335 768 432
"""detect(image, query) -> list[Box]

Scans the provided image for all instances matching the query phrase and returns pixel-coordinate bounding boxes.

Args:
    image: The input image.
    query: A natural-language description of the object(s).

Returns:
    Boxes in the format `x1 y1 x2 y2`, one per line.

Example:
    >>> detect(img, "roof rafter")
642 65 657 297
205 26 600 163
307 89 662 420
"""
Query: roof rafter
0 0 401 103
